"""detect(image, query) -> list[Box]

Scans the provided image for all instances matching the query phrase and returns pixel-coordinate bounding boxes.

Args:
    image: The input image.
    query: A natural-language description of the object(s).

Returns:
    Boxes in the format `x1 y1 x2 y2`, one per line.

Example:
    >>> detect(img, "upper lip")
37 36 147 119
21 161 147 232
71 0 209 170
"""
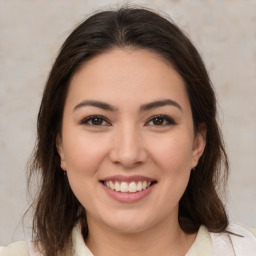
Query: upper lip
100 175 156 183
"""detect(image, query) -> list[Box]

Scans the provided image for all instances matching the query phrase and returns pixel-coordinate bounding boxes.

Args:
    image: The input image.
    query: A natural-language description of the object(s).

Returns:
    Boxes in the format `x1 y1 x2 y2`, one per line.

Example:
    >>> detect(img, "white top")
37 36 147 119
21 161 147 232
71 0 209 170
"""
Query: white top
1 223 256 255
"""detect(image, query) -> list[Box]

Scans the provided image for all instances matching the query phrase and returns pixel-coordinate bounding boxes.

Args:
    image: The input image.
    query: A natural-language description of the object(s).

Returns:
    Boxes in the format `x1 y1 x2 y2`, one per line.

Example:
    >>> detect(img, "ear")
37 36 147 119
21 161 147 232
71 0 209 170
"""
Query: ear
56 134 67 171
191 124 206 169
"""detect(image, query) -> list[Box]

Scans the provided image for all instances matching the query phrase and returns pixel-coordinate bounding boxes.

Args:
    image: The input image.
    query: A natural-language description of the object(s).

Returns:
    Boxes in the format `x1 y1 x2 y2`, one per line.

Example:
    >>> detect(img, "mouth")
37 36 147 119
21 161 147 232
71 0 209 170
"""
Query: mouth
101 180 157 193
99 176 157 203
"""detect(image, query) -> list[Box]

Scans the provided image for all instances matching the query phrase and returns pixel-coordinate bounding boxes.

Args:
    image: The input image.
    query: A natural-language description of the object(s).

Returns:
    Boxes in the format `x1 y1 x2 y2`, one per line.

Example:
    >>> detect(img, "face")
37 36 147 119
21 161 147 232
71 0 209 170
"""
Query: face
57 48 205 234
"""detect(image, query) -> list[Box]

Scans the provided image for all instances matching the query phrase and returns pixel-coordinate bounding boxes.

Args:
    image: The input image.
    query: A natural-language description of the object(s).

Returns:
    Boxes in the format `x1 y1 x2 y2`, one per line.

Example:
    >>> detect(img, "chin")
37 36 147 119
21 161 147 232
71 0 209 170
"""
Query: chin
109 222 149 234
101 212 155 234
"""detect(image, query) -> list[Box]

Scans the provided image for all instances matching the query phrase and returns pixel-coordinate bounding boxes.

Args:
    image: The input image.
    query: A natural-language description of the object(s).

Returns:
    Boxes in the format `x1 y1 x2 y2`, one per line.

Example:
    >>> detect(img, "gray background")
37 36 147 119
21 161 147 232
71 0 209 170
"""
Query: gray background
0 0 255 245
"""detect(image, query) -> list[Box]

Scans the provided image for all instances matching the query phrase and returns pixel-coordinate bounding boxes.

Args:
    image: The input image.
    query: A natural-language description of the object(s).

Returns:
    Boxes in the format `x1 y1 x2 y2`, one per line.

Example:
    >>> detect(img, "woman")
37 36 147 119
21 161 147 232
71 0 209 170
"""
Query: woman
1 7 255 256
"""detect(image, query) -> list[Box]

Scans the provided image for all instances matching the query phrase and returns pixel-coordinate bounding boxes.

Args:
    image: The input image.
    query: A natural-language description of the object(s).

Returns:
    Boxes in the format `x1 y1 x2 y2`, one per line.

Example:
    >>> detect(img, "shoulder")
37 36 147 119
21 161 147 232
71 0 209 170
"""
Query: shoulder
0 241 29 256
245 226 256 237
228 223 256 238
210 223 256 255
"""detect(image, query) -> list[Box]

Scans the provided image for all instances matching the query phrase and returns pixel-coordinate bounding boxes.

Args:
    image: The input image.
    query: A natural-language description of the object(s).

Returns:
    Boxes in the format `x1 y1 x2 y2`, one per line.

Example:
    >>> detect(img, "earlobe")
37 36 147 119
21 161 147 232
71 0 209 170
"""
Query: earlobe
192 125 206 168
56 135 66 170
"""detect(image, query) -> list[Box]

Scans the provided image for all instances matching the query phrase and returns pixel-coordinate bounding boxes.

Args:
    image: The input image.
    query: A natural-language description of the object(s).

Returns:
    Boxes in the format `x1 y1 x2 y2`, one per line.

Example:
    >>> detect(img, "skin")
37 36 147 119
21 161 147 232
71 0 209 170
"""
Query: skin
57 48 206 256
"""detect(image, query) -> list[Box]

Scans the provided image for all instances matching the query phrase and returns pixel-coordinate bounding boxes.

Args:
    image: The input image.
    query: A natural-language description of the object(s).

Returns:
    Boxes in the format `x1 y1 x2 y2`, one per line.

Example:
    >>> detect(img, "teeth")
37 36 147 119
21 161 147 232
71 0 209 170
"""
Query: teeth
104 181 152 193
115 182 120 192
120 182 129 192
137 181 142 191
142 181 147 190
128 182 137 193
109 181 115 190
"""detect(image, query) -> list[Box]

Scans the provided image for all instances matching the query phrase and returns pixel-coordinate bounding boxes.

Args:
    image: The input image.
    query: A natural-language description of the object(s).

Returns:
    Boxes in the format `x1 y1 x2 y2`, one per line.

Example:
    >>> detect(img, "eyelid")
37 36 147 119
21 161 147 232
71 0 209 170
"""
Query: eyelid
79 114 176 127
145 114 176 126
80 115 111 126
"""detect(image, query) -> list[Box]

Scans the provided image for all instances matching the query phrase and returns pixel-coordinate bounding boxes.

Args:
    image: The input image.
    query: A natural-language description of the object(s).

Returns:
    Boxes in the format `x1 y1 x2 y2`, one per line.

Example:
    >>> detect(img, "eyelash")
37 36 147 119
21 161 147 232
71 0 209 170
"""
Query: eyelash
80 114 176 127
80 115 110 126
146 115 176 126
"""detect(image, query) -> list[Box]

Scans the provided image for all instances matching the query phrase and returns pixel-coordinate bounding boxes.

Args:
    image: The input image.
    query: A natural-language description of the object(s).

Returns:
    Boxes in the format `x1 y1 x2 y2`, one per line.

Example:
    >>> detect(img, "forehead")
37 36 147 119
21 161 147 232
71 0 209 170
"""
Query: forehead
67 48 190 112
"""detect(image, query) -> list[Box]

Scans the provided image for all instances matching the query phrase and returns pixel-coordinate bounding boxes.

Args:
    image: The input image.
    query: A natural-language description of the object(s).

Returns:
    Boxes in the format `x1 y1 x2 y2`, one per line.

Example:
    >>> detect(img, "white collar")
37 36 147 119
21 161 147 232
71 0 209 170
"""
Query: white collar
71 224 213 256
71 223 256 256
72 224 94 256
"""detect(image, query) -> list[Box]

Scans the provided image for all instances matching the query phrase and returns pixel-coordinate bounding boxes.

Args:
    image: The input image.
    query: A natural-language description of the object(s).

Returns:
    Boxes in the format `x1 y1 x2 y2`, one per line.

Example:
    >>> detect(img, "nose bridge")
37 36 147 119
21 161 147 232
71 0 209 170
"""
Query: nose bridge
110 120 146 167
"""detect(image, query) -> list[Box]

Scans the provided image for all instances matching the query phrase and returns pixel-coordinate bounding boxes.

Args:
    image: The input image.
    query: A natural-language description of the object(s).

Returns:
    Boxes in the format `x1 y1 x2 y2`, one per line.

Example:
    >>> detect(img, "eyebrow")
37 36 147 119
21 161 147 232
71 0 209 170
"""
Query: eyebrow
73 99 182 112
73 100 118 112
140 99 182 112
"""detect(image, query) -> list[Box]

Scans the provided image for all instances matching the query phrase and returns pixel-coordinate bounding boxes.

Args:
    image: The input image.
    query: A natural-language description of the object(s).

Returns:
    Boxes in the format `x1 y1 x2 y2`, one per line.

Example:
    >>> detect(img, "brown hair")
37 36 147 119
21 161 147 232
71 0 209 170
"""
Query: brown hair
29 7 229 256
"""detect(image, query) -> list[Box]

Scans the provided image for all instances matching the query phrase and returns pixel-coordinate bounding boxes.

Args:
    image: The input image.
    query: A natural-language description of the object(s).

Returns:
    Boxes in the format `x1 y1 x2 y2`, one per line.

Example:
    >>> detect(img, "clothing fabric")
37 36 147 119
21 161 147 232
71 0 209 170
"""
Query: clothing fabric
1 224 256 256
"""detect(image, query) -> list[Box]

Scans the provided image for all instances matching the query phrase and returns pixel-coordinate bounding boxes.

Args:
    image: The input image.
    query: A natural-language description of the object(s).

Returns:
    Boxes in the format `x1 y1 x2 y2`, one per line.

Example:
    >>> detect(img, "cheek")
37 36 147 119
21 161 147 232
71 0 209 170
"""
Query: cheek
150 133 194 172
150 133 193 199
62 130 109 176
154 136 193 203
62 133 109 208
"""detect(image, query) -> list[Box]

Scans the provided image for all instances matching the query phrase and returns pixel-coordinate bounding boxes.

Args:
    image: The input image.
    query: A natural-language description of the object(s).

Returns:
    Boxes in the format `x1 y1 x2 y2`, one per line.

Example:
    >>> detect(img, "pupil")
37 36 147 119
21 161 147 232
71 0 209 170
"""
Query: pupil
92 118 102 125
153 117 163 125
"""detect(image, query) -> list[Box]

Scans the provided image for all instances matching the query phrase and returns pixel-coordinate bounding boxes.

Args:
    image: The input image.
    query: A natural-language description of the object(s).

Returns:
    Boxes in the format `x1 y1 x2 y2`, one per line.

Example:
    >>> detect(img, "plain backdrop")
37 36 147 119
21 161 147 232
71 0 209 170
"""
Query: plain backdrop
0 0 256 245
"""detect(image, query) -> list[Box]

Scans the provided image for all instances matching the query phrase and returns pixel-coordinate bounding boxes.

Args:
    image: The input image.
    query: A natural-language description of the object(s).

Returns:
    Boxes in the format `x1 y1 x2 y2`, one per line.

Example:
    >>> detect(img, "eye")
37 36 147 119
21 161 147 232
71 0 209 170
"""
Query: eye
80 115 110 126
146 115 176 126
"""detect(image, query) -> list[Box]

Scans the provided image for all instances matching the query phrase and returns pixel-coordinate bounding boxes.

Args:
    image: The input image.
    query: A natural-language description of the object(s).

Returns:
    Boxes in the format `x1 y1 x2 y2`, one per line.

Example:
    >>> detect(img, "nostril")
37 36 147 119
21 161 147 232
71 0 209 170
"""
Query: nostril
108 142 147 168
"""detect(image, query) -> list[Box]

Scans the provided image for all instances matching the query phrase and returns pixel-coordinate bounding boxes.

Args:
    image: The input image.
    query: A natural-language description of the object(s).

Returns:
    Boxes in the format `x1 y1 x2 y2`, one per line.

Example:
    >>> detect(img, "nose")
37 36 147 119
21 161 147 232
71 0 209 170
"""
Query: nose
109 124 147 168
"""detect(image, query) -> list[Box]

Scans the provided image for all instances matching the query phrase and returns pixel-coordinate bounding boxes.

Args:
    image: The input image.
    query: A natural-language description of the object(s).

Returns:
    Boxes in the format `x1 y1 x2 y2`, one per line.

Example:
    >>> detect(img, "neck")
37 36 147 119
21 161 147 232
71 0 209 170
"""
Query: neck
85 216 196 256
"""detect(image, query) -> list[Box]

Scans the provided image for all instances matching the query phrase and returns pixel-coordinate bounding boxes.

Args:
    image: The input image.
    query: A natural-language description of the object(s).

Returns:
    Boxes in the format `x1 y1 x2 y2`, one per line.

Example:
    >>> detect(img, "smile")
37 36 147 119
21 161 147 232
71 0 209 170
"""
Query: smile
100 175 157 202
104 181 152 193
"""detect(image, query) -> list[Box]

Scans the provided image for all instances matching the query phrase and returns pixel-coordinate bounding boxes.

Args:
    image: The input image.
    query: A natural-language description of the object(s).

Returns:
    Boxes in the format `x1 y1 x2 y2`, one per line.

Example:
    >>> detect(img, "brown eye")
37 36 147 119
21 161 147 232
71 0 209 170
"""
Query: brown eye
152 117 165 125
147 115 176 126
91 117 104 125
81 115 110 126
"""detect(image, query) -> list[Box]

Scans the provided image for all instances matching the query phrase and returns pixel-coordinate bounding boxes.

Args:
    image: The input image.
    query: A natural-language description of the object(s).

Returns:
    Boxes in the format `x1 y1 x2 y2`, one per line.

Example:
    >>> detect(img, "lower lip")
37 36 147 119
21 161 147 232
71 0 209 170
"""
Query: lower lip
101 183 155 203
